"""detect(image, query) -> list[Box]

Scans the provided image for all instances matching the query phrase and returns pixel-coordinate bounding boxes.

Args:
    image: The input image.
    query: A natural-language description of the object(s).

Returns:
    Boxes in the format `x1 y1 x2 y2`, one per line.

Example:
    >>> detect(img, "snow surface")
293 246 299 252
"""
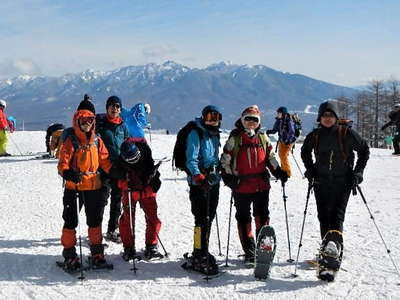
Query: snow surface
1 131 400 299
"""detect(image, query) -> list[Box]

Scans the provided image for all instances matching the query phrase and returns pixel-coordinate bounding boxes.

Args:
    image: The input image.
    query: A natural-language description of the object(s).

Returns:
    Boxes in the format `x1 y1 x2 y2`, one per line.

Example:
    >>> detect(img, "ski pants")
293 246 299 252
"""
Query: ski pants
61 188 106 249
314 178 351 239
189 184 219 254
234 190 270 254
278 142 293 177
102 177 122 233
0 129 8 154
119 191 161 249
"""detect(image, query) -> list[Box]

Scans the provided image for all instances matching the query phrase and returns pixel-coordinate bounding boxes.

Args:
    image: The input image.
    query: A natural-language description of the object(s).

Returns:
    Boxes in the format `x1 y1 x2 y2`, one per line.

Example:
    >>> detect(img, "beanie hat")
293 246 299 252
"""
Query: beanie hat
241 105 261 124
77 94 95 114
277 106 288 115
120 139 141 164
201 105 222 119
106 96 122 109
317 101 339 122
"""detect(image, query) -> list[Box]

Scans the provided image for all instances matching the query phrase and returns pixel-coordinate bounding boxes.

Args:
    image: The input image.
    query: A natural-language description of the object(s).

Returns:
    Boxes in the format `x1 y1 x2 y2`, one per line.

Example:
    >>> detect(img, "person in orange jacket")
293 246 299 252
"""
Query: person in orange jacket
58 102 114 271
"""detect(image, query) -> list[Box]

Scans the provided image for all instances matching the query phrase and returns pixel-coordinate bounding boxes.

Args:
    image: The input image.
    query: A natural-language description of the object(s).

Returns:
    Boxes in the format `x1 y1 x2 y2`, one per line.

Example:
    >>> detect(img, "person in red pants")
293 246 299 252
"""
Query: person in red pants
116 137 163 260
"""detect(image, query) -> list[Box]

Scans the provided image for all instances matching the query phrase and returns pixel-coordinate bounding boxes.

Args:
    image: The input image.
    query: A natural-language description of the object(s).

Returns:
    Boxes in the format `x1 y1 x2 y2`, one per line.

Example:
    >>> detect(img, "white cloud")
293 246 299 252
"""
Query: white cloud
0 59 42 78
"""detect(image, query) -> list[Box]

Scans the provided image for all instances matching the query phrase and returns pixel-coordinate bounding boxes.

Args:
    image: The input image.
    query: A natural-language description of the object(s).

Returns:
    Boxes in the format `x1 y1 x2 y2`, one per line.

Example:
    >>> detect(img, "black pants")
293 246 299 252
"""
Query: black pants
314 179 351 239
189 184 219 253
62 189 106 229
393 132 400 153
102 178 122 232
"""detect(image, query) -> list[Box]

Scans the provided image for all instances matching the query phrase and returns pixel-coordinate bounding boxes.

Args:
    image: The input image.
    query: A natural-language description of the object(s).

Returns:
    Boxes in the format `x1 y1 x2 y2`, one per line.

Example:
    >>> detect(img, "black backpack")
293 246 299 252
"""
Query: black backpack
291 113 302 138
172 121 203 174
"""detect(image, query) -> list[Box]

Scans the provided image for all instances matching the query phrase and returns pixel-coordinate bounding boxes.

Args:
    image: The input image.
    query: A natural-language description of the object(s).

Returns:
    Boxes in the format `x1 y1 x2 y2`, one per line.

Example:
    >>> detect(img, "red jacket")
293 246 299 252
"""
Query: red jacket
0 108 8 130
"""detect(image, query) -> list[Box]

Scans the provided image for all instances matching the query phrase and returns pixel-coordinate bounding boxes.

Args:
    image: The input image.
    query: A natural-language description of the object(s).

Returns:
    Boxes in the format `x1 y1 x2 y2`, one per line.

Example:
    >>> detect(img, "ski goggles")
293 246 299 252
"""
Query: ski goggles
243 116 259 123
203 111 222 122
80 116 95 124
110 103 121 109
123 150 141 164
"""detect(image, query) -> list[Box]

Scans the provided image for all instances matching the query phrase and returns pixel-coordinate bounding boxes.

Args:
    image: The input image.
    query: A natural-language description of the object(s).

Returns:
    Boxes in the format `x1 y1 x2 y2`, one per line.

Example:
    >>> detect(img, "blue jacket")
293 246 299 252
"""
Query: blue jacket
185 118 221 185
95 114 130 161
269 114 296 145
121 103 149 138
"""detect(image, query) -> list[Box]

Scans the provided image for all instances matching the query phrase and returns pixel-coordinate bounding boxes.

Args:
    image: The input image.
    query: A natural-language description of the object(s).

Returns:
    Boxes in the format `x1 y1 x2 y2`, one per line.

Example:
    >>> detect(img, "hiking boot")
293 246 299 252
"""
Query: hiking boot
244 250 255 263
122 247 137 261
323 241 340 258
91 253 108 267
105 230 121 243
191 252 218 275
64 257 81 271
144 245 164 260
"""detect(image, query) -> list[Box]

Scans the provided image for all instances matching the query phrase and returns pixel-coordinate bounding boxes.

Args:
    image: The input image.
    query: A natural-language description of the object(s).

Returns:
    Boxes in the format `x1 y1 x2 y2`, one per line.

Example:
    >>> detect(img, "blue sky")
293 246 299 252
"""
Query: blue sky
0 0 399 86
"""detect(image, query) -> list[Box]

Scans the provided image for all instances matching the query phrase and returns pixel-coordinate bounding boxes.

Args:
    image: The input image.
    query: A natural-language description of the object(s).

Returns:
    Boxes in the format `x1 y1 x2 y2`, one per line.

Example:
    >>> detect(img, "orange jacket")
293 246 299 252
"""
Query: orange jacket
58 110 112 191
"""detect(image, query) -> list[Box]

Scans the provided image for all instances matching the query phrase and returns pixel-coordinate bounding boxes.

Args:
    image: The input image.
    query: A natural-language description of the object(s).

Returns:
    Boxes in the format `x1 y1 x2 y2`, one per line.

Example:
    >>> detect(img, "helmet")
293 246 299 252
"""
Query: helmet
0 99 6 108
120 139 141 164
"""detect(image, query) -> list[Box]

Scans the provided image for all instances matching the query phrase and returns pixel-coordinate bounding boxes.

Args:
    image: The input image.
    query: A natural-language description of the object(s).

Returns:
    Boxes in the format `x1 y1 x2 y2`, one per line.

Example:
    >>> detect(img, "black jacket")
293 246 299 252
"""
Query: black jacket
301 125 369 181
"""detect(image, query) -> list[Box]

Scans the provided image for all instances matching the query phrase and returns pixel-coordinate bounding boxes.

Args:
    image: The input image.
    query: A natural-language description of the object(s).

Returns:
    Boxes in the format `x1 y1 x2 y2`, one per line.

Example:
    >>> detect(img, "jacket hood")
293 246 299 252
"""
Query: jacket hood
317 101 339 122
72 109 96 144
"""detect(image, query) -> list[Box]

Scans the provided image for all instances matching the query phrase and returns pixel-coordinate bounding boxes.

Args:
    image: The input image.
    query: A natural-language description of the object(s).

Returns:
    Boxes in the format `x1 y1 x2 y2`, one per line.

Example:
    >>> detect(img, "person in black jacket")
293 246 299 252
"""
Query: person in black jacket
301 101 370 246
381 103 400 155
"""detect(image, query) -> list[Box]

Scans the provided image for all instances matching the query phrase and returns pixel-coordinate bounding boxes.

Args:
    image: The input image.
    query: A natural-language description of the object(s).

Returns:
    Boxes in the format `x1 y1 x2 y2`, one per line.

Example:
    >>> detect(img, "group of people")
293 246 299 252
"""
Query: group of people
11 93 400 275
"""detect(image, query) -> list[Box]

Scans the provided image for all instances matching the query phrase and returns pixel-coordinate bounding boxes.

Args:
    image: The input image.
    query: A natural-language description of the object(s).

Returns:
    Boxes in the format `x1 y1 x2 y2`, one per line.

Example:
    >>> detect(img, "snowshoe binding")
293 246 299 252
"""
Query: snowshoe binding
317 230 343 282
254 225 276 280
121 247 141 261
144 245 164 260
181 252 219 276
88 254 113 270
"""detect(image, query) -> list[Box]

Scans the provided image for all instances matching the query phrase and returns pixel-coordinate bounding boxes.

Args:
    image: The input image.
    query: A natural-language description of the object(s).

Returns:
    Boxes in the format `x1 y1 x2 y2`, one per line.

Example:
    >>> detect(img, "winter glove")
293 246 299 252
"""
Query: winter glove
108 159 127 179
222 173 239 189
63 169 82 184
304 168 316 183
272 167 288 184
149 171 162 192
352 171 363 186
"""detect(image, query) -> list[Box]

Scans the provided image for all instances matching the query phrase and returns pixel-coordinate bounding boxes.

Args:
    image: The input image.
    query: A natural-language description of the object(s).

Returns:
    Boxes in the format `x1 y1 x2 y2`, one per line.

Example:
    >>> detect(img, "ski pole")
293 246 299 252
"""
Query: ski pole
292 182 313 277
356 185 400 279
127 187 138 274
282 183 294 263
205 187 211 282
225 193 234 267
76 188 85 281
215 212 223 256
8 133 24 155
291 151 304 178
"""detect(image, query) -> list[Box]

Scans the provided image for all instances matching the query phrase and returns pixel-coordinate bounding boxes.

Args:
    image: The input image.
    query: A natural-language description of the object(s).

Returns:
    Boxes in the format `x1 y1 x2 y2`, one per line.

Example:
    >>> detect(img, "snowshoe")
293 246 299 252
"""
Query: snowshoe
88 255 114 270
181 252 219 276
144 245 164 260
317 230 343 282
57 257 81 273
254 225 276 280
105 230 121 243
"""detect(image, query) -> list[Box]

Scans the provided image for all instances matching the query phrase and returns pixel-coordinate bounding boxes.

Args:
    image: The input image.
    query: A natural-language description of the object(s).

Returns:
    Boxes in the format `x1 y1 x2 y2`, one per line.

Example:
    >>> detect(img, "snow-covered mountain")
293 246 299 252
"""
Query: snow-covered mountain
1 131 399 299
0 61 355 131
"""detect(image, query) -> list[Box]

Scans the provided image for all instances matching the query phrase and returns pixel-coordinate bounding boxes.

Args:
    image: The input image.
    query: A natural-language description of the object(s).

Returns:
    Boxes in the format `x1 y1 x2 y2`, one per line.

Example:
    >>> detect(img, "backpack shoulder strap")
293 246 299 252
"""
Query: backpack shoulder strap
337 125 349 162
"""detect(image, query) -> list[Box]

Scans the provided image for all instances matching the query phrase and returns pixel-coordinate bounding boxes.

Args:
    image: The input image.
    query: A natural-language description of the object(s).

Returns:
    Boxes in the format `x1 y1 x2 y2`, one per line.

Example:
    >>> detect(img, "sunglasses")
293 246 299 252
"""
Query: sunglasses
111 103 121 109
321 112 336 118
244 116 259 123
80 117 95 124
203 111 222 122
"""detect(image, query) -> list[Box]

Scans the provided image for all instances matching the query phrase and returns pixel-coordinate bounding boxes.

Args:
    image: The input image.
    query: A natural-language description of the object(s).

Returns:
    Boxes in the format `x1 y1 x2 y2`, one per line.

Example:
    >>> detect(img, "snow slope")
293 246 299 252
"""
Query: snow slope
1 131 399 299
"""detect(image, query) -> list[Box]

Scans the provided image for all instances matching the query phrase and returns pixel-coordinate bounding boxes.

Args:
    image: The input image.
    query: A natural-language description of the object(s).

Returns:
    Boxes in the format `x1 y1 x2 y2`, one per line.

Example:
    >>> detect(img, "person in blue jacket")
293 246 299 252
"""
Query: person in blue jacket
121 103 151 138
96 96 130 242
184 105 222 275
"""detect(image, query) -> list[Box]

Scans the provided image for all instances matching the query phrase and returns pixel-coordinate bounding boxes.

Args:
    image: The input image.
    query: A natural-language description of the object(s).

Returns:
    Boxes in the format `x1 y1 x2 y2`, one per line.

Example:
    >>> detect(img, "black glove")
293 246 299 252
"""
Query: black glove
149 171 162 192
266 130 274 135
222 173 239 189
272 167 288 184
352 171 363 186
304 168 316 183
63 169 82 184
108 159 127 179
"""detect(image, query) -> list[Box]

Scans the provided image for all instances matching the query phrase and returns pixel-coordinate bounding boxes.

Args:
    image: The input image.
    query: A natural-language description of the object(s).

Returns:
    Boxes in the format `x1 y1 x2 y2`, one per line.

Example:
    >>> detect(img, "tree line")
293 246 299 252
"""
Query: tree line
333 78 399 148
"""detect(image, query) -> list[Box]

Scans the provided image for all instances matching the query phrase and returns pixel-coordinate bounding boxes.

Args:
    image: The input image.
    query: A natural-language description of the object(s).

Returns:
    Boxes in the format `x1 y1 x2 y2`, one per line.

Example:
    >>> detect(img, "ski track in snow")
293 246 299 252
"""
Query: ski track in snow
1 131 400 299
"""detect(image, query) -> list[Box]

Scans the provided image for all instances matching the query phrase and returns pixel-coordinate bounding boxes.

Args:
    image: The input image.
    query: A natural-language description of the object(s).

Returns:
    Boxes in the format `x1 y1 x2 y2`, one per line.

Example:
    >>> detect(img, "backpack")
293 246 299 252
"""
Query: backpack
172 121 203 174
61 127 100 156
313 119 353 162
291 113 302 138
230 130 268 162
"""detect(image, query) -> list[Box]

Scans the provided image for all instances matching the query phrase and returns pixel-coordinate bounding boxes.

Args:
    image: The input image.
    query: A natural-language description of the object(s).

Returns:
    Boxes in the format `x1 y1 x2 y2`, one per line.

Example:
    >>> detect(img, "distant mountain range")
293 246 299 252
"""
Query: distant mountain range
0 61 355 132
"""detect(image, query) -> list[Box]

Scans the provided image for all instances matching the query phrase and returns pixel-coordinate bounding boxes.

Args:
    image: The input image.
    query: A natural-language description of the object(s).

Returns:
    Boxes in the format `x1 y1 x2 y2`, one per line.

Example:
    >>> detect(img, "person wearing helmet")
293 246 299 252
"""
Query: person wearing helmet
381 103 400 155
0 99 11 156
121 102 151 138
113 137 163 260
182 105 222 275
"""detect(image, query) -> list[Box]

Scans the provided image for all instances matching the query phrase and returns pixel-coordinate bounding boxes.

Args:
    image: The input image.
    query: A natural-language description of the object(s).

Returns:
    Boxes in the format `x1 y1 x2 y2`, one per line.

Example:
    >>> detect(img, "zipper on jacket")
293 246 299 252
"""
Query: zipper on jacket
329 150 333 171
